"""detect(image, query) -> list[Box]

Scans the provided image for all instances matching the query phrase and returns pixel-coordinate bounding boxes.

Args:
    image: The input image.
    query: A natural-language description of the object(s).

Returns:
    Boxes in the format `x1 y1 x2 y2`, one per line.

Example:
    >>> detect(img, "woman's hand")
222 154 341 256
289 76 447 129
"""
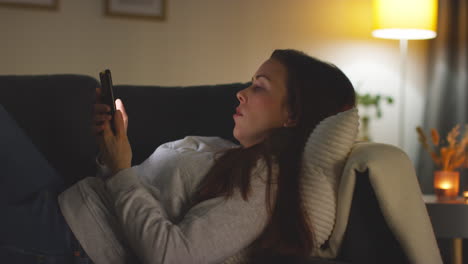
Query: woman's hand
93 88 132 176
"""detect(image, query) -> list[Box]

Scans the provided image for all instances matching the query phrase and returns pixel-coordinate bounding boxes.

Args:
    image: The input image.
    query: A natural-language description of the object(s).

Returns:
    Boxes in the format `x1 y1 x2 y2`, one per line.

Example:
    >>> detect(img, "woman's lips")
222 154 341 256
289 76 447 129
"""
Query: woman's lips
233 107 243 117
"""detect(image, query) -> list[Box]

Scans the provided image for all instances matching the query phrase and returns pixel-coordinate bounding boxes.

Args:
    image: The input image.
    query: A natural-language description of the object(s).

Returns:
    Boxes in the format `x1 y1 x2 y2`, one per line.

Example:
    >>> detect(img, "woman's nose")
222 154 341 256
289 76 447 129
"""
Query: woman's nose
236 88 247 103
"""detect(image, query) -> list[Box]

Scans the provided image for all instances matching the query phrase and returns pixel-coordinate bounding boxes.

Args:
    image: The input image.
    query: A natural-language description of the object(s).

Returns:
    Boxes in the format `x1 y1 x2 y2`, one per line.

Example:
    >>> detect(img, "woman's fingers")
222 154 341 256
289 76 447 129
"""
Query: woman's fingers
92 103 112 136
101 118 114 142
93 113 112 123
93 122 107 135
94 103 111 114
93 104 111 133
94 98 132 174
98 113 133 174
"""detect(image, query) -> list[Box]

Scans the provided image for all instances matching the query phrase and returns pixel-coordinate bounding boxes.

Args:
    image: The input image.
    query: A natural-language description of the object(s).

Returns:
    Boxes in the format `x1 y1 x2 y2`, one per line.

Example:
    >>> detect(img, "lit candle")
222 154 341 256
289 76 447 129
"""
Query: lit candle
440 182 452 189
434 170 460 201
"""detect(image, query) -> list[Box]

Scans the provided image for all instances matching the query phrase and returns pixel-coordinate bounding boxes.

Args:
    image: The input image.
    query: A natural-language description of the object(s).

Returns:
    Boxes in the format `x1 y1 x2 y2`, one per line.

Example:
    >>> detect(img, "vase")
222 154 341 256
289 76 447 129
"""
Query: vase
433 170 460 201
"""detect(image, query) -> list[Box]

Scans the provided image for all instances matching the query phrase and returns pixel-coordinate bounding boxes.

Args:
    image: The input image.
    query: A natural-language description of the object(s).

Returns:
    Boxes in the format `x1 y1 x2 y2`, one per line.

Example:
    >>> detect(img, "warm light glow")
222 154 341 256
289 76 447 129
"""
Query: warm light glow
439 182 452 190
372 0 438 40
434 171 460 200
464 191 468 198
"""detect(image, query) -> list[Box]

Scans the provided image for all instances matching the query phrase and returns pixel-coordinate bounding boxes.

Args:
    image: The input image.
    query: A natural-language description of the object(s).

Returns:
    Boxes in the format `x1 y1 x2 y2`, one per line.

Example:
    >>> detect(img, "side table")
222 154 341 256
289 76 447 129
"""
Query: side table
423 194 468 264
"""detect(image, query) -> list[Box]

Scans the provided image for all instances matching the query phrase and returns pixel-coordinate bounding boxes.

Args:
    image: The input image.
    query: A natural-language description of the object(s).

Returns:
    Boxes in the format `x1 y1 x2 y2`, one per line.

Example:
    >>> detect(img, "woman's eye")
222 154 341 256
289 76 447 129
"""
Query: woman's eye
252 85 263 91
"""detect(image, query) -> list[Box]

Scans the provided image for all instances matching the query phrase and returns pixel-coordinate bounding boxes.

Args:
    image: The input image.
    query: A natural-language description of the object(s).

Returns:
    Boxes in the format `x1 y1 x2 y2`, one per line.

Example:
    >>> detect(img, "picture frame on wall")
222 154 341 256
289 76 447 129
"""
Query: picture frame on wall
0 0 58 10
106 0 165 21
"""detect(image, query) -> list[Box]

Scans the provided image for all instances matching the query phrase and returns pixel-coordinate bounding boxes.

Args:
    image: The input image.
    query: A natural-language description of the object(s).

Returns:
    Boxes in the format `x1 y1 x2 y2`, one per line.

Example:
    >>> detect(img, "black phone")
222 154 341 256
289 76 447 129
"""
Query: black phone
99 69 116 131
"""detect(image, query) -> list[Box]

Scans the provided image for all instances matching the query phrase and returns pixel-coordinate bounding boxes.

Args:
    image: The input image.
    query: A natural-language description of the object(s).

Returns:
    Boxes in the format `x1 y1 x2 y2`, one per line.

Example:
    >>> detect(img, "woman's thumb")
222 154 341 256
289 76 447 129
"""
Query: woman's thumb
114 110 125 137
115 98 128 129
115 99 126 114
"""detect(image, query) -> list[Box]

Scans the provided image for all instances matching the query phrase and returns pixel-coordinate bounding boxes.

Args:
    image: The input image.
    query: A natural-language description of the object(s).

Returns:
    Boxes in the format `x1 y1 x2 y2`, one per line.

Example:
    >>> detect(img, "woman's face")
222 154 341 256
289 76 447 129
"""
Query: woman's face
233 58 293 147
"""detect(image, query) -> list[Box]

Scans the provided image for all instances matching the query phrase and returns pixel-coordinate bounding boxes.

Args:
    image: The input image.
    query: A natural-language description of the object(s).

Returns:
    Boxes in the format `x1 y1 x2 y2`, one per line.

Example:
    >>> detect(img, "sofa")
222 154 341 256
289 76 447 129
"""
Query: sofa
0 74 442 264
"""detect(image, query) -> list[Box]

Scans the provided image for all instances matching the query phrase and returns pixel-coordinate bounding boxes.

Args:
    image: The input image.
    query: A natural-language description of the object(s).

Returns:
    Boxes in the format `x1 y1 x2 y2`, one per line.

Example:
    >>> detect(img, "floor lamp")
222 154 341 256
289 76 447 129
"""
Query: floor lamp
371 0 437 152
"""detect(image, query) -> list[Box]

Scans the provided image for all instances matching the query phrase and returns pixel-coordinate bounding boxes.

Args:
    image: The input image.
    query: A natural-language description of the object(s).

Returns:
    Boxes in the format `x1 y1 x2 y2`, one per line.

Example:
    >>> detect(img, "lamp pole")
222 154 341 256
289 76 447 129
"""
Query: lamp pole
371 0 437 152
399 39 408 151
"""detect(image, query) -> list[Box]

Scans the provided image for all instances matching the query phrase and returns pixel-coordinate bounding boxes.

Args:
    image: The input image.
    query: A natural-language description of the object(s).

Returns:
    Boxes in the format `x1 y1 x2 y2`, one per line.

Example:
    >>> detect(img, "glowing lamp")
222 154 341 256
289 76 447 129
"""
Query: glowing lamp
372 0 438 40
371 0 438 151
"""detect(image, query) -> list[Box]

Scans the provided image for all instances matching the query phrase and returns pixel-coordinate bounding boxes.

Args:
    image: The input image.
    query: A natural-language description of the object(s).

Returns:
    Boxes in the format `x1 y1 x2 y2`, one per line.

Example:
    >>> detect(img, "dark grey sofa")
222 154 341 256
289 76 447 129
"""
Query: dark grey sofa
0 74 410 264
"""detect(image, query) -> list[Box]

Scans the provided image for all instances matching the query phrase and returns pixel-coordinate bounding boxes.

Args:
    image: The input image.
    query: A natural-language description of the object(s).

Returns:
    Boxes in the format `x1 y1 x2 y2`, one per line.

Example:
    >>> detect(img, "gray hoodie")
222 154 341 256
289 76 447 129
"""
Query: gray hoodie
58 136 271 264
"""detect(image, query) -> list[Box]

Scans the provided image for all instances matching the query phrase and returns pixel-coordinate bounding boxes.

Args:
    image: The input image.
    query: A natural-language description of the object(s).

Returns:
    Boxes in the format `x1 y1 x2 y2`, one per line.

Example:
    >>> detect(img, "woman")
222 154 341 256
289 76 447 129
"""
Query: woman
0 49 355 263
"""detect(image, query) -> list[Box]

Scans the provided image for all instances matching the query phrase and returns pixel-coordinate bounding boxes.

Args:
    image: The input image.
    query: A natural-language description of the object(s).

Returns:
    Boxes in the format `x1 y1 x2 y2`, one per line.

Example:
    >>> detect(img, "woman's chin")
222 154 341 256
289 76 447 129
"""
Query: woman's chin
233 128 241 142
233 129 247 146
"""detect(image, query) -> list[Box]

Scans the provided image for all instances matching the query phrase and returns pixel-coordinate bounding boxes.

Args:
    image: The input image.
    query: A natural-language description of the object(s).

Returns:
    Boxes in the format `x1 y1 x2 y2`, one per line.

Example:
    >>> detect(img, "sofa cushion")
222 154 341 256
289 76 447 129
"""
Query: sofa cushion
300 108 359 248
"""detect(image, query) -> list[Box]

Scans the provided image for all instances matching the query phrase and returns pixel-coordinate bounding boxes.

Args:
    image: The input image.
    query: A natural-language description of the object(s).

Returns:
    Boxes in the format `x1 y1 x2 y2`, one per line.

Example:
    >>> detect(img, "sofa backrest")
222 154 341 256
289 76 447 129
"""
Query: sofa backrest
0 74 246 186
114 83 245 166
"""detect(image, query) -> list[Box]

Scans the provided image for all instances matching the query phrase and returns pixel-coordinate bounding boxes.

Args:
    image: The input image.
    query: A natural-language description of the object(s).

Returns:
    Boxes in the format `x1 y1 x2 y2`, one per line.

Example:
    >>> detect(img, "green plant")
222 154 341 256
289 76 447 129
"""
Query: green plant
357 93 394 141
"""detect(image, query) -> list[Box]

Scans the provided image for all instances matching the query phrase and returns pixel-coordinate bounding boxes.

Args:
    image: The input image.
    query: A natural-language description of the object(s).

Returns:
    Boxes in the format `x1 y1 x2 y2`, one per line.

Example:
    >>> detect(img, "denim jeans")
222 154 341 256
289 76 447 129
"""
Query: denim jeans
0 104 94 264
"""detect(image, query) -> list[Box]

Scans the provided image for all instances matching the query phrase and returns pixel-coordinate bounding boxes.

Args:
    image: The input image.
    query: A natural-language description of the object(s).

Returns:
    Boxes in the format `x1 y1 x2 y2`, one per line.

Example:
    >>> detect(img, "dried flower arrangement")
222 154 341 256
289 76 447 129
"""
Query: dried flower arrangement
416 124 468 171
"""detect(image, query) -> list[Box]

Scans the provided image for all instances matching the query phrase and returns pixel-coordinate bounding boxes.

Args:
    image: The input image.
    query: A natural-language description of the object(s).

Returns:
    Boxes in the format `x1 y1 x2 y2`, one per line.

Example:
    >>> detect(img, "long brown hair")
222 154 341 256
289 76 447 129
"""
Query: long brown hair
194 49 356 259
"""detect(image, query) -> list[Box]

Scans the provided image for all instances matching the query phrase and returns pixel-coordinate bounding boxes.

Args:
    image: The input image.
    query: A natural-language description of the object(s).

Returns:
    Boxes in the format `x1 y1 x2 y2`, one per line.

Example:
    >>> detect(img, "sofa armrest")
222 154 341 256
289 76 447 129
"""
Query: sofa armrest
337 169 410 264
0 74 99 187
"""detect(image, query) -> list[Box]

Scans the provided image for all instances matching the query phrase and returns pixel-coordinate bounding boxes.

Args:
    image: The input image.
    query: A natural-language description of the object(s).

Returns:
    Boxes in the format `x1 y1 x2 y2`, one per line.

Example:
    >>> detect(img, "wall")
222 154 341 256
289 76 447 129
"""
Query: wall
0 0 432 165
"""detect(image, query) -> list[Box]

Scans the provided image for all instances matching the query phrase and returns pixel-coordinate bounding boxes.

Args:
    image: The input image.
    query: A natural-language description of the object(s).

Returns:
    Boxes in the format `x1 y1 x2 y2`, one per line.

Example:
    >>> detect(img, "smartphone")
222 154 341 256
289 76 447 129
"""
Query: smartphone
99 69 116 132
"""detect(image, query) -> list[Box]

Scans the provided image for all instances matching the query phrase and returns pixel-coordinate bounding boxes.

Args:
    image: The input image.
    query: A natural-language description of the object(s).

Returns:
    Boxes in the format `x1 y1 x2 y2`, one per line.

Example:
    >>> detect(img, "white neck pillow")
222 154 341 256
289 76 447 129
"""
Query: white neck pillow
300 108 360 249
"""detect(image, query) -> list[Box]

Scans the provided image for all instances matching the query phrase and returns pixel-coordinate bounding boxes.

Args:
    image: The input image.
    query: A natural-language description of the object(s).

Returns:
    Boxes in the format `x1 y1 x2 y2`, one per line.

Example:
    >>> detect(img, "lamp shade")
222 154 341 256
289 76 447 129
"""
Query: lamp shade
372 0 438 39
